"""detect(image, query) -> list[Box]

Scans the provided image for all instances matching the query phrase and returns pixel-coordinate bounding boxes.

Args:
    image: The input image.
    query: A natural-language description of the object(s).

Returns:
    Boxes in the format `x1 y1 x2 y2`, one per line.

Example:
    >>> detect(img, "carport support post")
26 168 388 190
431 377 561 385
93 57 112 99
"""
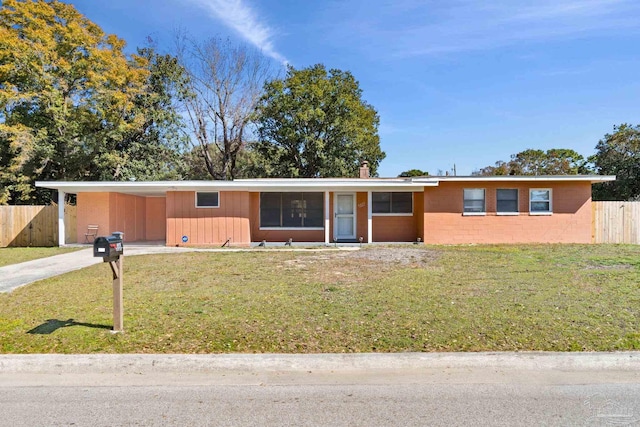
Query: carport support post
367 191 373 243
57 190 65 246
109 256 124 332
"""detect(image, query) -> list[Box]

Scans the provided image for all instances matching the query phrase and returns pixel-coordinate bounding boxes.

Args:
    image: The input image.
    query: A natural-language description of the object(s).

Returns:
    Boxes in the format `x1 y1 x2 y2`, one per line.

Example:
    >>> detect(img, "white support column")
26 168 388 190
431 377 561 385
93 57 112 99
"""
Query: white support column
324 191 330 245
58 190 66 246
367 191 373 243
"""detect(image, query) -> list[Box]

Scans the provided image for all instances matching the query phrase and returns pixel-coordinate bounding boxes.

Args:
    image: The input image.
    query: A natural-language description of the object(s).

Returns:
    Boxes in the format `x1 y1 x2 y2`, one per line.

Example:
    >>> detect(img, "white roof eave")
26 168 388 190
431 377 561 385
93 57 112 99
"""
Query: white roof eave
35 180 438 196
415 175 616 183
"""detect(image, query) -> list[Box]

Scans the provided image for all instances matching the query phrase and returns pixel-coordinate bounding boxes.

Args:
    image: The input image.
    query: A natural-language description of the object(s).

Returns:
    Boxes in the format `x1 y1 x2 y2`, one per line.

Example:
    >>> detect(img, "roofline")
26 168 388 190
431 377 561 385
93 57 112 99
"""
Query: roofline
34 179 436 195
35 175 615 195
415 175 616 183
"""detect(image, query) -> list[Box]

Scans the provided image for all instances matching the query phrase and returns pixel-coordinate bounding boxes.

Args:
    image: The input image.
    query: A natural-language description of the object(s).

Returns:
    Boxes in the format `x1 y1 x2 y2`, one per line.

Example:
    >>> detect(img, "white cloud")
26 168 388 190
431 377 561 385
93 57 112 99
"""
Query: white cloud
185 0 287 64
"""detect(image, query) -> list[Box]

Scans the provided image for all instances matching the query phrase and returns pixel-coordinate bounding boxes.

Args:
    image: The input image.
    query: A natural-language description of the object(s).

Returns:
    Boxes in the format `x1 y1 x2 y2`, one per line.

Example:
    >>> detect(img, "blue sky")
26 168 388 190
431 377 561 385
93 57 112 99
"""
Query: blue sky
66 0 640 177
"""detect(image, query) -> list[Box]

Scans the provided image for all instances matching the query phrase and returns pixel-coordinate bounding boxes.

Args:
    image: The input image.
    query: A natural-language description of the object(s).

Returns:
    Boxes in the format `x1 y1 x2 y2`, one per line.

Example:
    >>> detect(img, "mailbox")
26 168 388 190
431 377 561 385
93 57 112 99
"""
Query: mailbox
93 233 124 260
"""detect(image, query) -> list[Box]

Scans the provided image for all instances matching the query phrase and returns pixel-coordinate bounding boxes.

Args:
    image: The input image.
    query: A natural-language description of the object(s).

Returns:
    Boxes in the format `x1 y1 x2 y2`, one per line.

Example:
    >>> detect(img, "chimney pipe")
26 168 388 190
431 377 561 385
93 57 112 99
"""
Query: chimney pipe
359 161 370 179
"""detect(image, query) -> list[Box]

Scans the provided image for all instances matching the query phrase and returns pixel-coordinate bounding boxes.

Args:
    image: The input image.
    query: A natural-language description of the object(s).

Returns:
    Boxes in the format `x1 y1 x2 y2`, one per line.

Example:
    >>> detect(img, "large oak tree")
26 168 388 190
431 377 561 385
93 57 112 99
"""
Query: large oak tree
0 0 187 204
253 64 385 178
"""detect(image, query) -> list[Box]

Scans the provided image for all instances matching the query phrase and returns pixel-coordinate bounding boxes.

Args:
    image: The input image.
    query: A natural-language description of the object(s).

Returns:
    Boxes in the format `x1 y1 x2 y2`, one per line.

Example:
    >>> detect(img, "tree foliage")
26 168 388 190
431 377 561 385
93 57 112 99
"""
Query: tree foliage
0 0 187 204
399 169 429 177
253 64 385 178
590 124 640 201
474 149 586 176
175 35 273 180
119 47 189 181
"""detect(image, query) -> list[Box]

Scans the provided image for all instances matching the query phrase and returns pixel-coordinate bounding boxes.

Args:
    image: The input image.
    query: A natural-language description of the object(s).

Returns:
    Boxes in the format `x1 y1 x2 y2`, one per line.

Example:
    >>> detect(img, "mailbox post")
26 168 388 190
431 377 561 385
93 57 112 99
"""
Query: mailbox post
93 232 124 332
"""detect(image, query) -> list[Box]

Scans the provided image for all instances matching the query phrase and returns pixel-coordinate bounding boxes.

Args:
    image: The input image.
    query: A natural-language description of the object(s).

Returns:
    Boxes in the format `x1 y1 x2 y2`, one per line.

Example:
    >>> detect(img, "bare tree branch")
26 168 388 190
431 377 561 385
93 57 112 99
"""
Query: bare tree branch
175 33 275 180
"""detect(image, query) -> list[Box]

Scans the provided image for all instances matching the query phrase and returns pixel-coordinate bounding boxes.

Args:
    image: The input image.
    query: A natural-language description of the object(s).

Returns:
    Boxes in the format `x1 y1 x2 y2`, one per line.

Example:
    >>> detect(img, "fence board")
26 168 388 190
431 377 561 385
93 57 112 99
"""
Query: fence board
593 201 640 244
0 204 77 247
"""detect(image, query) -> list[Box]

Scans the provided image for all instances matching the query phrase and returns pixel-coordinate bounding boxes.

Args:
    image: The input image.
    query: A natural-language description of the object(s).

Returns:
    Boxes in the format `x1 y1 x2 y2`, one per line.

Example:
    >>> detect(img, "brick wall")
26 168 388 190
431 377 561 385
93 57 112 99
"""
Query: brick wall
422 181 592 244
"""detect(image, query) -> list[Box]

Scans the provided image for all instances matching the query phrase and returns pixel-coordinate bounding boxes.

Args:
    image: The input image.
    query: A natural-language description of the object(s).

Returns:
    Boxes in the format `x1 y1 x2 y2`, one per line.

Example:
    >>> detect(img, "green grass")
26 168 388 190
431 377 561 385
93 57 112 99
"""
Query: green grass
1 244 639 354
0 247 83 267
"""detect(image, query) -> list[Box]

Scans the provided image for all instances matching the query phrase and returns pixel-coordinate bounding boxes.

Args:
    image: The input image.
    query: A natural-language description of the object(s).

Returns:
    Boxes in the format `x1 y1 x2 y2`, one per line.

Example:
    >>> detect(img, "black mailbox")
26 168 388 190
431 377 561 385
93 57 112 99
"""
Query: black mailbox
93 234 124 260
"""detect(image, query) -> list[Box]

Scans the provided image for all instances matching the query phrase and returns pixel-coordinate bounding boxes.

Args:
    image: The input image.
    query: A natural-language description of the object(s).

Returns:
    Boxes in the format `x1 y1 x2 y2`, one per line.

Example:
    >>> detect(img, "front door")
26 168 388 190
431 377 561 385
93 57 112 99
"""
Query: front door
334 193 356 241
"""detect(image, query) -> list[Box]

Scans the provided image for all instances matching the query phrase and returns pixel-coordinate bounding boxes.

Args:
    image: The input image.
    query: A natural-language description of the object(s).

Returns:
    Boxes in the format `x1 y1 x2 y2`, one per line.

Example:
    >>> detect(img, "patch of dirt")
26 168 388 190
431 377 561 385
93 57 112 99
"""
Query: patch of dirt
281 246 440 272
340 246 440 267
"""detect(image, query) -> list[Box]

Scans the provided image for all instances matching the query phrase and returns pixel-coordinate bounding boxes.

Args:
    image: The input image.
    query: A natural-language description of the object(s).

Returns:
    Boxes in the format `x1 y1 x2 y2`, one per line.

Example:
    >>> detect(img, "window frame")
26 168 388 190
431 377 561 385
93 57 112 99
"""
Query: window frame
529 188 553 215
259 192 325 230
496 188 519 216
371 192 414 216
195 191 220 208
463 188 486 216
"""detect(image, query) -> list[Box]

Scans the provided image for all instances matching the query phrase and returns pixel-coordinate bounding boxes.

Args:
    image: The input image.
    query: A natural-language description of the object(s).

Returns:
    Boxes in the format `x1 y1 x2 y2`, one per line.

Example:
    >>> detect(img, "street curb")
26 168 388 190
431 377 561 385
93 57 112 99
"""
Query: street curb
1 352 640 374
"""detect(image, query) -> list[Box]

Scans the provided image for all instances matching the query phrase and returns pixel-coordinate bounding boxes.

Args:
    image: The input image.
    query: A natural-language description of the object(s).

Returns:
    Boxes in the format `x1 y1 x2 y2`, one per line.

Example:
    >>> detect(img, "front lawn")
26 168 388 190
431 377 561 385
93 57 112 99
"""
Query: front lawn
1 244 639 353
0 247 83 268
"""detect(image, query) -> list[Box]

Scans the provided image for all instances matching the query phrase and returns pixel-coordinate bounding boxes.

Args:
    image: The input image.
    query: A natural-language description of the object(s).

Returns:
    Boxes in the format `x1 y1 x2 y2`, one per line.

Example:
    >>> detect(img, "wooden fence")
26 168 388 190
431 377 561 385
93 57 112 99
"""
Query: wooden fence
0 204 77 247
593 201 640 244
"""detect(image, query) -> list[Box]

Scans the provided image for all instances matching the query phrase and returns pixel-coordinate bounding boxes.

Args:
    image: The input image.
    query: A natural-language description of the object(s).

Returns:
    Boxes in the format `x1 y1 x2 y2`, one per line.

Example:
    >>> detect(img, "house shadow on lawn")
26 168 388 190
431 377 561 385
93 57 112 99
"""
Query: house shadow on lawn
27 319 112 335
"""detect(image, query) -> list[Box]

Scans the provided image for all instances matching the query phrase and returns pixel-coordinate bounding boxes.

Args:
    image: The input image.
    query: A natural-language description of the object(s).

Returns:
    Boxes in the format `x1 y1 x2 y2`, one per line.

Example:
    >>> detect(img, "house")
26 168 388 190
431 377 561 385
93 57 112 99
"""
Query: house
36 165 615 246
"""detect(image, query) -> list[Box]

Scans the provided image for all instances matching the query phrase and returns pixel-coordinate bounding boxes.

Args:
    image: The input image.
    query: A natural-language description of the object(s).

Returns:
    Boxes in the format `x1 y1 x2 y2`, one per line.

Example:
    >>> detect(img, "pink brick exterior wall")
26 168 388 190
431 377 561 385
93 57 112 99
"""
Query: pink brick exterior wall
422 181 593 244
76 182 595 246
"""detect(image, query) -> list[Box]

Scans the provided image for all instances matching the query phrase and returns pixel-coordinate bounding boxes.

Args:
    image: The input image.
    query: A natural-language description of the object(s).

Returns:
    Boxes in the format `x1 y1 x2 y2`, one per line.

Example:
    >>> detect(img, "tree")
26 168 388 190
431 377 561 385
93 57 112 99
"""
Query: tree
253 64 385 178
508 149 548 175
0 0 150 203
543 148 587 175
590 124 640 201
117 47 189 181
175 35 274 180
399 169 429 177
473 149 586 176
473 161 510 176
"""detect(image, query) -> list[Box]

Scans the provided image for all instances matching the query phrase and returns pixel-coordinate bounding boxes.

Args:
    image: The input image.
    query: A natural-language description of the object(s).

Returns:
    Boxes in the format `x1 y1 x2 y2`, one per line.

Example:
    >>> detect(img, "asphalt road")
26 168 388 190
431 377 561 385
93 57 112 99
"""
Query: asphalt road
4 382 640 426
2 353 640 426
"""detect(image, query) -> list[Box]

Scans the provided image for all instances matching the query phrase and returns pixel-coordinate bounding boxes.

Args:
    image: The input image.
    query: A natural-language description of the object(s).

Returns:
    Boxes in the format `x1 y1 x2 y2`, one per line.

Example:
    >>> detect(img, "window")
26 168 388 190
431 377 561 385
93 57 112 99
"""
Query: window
260 192 324 228
196 192 219 208
463 189 485 214
372 192 413 214
497 189 518 214
530 189 552 214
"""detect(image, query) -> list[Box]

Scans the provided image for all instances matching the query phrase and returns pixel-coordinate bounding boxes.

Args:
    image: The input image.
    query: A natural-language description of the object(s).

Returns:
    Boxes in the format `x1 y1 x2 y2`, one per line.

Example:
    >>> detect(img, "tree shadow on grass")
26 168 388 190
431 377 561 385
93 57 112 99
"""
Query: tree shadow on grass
27 319 112 334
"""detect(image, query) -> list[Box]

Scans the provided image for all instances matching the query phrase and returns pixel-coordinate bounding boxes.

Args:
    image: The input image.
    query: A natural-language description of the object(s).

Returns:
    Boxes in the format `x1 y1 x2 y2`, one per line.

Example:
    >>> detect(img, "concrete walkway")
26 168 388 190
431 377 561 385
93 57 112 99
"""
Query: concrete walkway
0 245 358 293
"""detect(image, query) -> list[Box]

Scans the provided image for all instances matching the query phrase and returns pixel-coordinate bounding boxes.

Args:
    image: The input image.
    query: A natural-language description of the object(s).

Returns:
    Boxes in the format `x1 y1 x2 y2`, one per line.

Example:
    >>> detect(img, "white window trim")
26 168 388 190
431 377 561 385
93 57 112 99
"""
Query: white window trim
463 188 486 215
529 188 552 215
371 192 414 215
195 191 220 208
496 188 519 215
